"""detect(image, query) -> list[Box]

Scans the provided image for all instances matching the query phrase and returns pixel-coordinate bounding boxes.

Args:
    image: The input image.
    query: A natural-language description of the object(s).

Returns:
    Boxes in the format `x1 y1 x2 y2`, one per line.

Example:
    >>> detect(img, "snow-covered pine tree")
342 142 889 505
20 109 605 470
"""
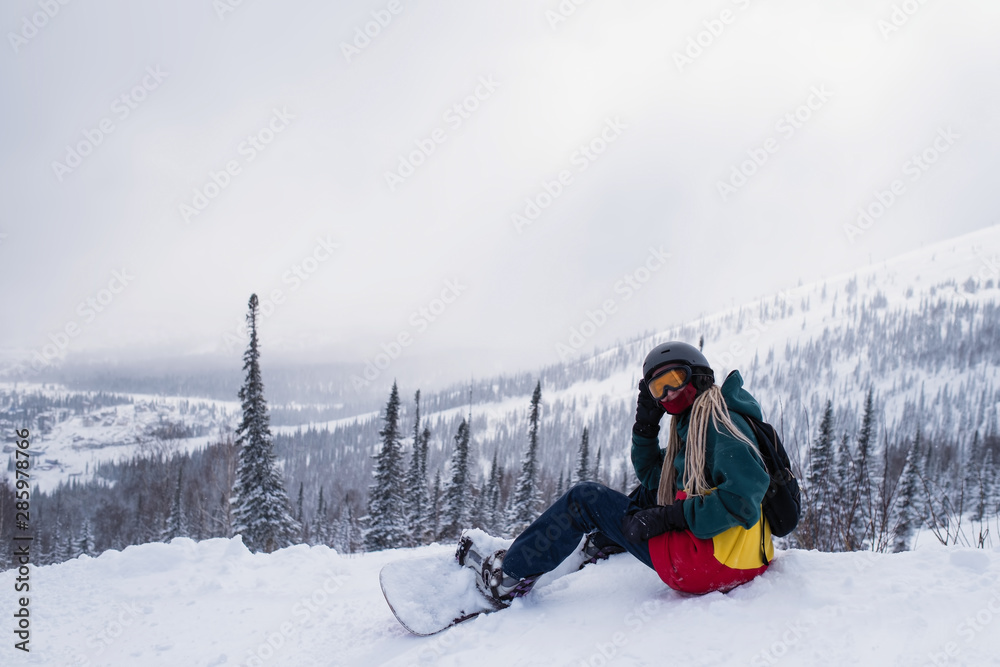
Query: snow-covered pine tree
162 458 188 541
296 482 304 527
43 523 59 565
62 529 76 562
312 486 329 546
136 493 154 545
574 426 590 485
468 476 486 531
485 449 503 534
364 381 406 551
592 446 602 485
966 431 986 522
803 400 834 550
418 426 431 533
508 381 542 534
440 418 471 540
404 390 430 546
892 432 922 552
230 294 300 553
833 431 855 551
982 447 997 521
426 469 442 541
337 500 358 554
970 433 996 547
77 519 95 557
853 388 877 549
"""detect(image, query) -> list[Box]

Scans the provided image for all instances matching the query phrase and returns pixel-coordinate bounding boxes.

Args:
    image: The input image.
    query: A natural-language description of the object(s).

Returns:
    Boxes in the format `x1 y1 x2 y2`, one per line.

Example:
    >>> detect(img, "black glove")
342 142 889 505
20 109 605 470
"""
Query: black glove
633 379 666 439
620 503 688 543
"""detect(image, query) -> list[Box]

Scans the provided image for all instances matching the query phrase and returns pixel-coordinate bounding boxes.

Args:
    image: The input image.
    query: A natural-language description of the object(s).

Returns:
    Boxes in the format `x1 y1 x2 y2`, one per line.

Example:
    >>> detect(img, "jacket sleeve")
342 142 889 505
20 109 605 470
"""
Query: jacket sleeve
631 432 664 491
681 416 770 540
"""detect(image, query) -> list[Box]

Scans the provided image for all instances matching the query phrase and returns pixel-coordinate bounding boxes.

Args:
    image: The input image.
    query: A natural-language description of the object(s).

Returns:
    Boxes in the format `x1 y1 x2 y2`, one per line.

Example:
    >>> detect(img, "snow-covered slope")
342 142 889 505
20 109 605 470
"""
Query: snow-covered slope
4 538 999 666
0 383 238 492
282 223 1000 497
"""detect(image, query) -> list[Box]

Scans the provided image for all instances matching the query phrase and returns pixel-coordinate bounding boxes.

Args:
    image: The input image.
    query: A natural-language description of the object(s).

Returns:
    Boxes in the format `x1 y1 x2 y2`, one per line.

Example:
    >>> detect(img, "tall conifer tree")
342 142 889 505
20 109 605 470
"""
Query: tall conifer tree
893 432 922 552
804 400 835 549
574 427 590 485
485 449 503 534
508 381 542 533
162 458 188 541
441 418 472 540
426 469 443 541
404 390 430 546
364 381 406 551
313 486 329 546
231 294 299 553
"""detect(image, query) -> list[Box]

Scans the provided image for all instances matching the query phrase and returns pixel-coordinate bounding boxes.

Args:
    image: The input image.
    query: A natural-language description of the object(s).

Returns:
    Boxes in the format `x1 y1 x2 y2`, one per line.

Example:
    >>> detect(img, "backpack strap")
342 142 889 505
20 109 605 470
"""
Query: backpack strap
761 522 769 566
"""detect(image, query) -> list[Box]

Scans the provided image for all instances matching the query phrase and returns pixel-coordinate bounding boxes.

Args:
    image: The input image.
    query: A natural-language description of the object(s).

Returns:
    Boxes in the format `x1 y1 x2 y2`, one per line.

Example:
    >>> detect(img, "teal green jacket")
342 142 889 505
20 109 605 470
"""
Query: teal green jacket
630 370 770 540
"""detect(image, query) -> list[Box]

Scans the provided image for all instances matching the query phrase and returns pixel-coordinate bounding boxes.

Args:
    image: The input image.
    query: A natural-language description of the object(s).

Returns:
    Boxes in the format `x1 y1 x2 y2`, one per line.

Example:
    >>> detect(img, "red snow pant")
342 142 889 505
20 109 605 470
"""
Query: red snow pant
647 492 769 595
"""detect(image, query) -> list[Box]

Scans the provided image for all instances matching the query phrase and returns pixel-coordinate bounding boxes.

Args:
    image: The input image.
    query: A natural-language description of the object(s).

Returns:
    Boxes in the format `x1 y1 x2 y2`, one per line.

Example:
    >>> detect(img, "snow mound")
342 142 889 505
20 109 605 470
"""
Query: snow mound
3 537 1000 666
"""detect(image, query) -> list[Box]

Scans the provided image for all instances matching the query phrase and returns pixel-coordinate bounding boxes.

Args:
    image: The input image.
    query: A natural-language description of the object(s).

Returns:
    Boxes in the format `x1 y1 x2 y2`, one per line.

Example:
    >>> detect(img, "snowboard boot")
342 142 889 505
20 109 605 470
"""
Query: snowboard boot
579 531 627 569
477 549 537 608
456 535 536 607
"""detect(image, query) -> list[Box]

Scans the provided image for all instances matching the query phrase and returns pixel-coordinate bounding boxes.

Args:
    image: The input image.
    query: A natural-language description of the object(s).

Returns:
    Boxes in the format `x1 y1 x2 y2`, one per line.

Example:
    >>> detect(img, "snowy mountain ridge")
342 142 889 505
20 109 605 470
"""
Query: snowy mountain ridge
385 222 1000 483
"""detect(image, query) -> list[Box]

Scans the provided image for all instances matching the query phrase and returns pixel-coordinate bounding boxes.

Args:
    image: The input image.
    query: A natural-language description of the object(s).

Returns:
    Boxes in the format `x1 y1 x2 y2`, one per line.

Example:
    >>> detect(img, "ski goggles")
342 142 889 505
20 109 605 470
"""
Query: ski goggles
646 364 702 401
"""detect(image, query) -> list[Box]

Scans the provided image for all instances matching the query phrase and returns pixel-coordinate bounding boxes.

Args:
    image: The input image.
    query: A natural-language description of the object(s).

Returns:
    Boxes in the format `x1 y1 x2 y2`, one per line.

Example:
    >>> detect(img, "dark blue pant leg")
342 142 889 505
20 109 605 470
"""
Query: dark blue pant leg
502 482 655 579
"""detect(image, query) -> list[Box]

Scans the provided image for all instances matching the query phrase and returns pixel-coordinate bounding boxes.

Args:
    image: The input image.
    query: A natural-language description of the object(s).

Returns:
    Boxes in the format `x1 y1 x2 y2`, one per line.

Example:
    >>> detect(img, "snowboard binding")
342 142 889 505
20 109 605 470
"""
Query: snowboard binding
456 533 536 607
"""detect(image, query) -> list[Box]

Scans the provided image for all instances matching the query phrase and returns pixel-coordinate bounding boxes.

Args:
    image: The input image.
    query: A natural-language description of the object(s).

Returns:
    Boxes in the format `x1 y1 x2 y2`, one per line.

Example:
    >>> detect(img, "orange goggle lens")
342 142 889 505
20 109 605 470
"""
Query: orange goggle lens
647 366 690 400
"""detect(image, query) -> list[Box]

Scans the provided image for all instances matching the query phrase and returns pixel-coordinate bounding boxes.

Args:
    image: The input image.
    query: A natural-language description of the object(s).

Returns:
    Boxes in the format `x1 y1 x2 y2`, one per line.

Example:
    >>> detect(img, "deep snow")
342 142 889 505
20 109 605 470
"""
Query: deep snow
3 536 1000 666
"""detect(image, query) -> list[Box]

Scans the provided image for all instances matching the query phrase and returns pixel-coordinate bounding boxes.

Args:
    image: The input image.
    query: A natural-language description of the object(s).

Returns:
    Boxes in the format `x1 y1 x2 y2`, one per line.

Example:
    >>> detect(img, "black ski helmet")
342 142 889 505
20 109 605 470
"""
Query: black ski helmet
642 341 715 389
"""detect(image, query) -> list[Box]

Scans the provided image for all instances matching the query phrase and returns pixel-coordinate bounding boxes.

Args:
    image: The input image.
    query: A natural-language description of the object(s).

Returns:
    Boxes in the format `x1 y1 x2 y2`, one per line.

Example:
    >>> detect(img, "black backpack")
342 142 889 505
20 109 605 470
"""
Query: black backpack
740 414 801 540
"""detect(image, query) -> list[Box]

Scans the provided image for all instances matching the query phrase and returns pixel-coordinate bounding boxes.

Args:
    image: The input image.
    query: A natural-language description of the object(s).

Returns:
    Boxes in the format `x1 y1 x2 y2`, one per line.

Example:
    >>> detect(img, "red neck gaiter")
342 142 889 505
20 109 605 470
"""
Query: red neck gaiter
661 383 698 415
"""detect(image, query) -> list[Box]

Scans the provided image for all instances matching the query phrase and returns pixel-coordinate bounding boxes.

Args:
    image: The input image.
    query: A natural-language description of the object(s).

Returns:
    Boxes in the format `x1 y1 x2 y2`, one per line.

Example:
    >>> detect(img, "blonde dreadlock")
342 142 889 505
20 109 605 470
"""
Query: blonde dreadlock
656 384 762 506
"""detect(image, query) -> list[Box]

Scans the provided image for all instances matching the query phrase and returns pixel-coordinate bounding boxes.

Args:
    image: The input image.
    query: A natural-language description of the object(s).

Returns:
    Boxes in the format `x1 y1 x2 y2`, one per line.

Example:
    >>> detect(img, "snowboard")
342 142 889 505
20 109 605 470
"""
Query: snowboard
379 552 502 636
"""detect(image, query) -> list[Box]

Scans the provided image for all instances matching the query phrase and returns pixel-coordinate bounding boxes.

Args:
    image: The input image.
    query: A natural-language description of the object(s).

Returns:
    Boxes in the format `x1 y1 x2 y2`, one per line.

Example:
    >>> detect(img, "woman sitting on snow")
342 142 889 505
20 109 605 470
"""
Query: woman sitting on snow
458 341 774 601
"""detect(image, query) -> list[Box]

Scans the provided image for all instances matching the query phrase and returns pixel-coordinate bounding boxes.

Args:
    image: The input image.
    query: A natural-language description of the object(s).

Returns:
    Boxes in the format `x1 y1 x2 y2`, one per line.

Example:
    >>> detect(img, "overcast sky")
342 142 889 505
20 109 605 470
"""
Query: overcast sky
2 0 999 386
